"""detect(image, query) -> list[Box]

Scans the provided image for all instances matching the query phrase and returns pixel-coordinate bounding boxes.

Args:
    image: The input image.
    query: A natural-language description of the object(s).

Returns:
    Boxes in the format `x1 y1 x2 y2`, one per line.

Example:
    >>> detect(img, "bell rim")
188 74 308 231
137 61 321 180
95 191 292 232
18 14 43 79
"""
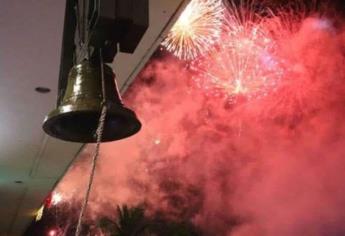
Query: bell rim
43 106 141 143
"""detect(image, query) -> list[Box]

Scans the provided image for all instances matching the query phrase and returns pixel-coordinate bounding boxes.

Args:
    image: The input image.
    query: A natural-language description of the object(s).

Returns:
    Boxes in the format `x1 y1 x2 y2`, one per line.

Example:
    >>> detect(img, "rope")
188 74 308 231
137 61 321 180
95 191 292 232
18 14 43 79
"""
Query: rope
75 49 107 236
75 0 92 63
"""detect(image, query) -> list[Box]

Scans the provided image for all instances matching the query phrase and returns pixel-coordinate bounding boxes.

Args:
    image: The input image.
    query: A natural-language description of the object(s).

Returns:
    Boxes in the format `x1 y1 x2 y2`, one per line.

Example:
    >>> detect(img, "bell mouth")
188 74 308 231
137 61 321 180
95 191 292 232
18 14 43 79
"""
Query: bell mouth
43 107 141 143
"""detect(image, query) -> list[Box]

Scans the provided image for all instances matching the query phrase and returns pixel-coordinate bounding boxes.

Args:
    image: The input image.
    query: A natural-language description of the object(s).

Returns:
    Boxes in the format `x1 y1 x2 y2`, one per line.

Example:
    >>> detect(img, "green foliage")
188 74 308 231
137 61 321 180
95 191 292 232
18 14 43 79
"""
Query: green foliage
97 205 200 236
98 205 148 236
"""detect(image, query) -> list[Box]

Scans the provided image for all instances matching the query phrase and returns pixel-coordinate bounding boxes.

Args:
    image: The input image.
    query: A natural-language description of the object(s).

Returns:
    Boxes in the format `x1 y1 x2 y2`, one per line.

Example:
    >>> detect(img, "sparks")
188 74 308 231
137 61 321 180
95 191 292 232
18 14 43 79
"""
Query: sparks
35 205 44 222
154 139 161 145
161 0 224 60
48 229 57 236
51 192 62 206
191 1 285 102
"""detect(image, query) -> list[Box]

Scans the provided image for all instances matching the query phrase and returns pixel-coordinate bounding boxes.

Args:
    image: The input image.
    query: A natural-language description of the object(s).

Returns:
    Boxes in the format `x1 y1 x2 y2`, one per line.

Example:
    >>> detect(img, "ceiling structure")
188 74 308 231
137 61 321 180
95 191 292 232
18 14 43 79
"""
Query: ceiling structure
0 0 189 235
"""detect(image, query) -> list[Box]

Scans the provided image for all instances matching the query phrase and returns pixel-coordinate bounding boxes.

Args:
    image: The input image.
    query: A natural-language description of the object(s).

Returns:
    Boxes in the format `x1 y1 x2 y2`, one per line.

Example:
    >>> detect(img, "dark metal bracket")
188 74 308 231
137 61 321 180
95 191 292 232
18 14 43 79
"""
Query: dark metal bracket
57 0 149 105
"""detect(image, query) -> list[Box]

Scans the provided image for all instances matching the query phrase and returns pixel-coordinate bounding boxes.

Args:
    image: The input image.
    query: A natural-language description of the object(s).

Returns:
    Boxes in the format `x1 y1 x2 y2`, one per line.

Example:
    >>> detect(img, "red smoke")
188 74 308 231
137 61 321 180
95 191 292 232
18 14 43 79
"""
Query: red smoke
56 11 345 236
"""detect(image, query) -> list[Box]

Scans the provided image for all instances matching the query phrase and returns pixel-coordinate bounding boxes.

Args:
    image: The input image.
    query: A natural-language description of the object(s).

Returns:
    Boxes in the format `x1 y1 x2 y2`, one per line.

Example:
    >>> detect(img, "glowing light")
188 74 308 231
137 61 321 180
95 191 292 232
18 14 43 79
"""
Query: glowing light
51 192 62 205
48 229 57 236
161 0 224 60
154 139 161 145
35 205 44 222
191 2 284 101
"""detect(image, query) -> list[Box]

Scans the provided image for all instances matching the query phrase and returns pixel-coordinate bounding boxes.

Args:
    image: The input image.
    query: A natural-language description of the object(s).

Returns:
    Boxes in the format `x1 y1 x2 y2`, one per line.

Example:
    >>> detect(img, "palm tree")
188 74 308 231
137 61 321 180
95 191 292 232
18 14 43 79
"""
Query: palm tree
98 205 200 236
98 205 149 236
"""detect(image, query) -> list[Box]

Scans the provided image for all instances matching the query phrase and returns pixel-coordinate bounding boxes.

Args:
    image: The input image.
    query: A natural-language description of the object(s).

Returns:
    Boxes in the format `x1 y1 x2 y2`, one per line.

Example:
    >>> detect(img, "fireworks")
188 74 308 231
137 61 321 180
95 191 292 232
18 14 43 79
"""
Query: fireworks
35 205 44 222
191 1 285 101
51 192 63 205
161 0 224 60
48 229 58 236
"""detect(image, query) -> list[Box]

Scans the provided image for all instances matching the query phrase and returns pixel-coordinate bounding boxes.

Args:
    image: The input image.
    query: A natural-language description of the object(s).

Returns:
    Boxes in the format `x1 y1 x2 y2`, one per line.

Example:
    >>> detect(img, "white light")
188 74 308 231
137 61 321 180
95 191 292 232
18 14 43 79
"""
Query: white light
51 192 62 205
48 229 57 236
154 139 161 145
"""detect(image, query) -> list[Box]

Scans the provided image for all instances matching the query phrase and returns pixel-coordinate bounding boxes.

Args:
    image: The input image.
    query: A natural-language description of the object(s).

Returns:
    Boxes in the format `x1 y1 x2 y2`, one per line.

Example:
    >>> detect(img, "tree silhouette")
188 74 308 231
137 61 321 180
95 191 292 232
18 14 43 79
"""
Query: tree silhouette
98 205 149 236
98 205 200 236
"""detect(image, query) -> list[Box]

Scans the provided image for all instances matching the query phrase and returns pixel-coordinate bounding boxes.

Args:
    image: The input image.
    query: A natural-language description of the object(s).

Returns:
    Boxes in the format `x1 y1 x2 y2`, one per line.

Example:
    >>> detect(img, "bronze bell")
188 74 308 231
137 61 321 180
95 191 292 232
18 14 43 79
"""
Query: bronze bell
43 61 141 143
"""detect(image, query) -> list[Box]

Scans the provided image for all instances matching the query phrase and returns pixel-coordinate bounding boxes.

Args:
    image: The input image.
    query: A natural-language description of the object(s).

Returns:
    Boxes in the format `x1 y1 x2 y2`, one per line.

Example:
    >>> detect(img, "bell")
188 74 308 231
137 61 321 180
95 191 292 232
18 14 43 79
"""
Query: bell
43 61 141 143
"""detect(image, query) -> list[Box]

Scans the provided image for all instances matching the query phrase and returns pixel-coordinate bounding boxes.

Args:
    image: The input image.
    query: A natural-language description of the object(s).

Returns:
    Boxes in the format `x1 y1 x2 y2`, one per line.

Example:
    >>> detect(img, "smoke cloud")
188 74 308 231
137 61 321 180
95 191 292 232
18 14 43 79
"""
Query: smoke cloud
56 13 345 236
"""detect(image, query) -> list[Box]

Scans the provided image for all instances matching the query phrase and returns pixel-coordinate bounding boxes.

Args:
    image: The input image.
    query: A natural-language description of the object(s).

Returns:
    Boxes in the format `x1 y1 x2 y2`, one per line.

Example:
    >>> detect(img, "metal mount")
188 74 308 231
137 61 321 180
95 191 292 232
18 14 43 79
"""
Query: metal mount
57 0 149 105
